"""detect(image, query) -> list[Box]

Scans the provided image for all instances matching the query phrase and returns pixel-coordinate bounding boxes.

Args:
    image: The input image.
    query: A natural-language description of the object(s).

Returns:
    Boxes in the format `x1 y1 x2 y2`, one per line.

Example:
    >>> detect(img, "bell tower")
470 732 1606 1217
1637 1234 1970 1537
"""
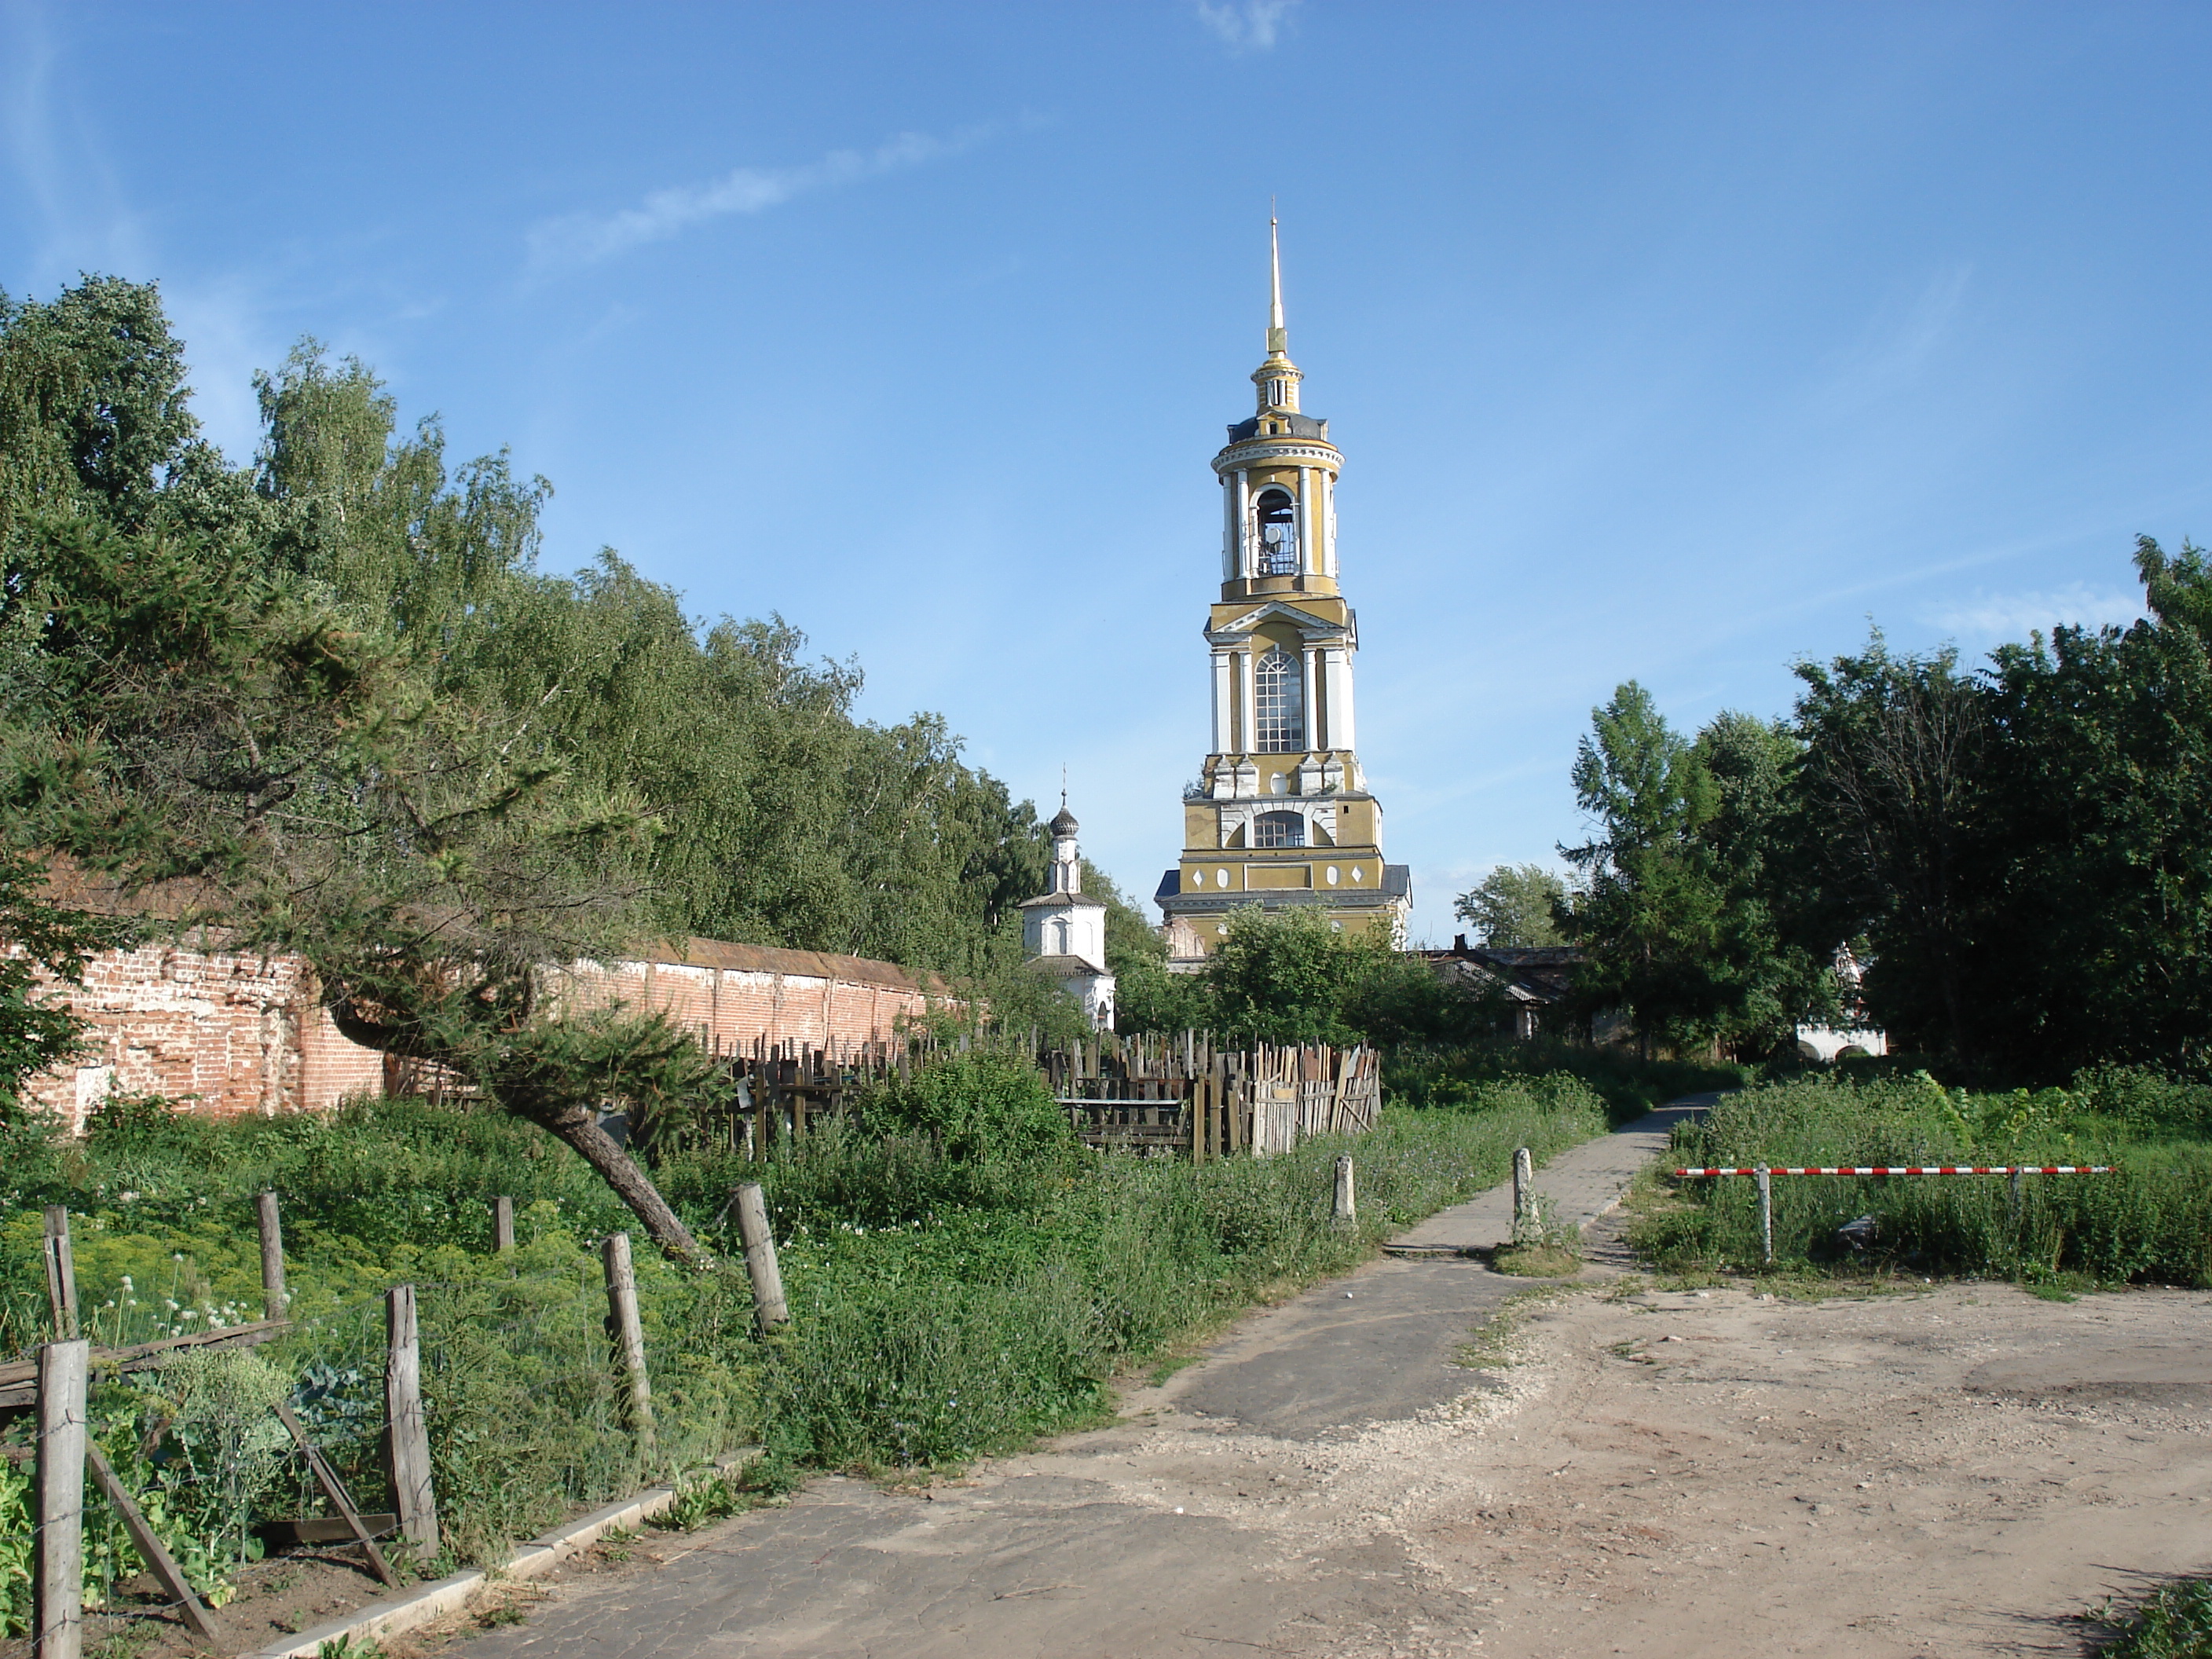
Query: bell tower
1156 218 1410 957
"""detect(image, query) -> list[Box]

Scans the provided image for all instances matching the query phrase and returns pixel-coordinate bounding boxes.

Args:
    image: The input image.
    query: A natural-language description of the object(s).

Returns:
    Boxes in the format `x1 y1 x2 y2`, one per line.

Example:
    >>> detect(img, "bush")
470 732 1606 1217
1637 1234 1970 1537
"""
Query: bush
859 1052 1073 1165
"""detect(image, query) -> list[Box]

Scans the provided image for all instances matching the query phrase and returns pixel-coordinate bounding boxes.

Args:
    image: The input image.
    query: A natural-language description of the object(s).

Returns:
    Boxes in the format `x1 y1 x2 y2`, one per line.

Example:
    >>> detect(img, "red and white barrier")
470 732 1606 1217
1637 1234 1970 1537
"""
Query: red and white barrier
1673 1165 2115 1177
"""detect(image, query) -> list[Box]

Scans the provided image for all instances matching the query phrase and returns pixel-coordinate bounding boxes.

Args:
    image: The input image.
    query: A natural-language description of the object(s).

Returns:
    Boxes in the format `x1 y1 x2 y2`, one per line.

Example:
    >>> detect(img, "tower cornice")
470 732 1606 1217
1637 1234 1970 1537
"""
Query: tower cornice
1210 438 1341 474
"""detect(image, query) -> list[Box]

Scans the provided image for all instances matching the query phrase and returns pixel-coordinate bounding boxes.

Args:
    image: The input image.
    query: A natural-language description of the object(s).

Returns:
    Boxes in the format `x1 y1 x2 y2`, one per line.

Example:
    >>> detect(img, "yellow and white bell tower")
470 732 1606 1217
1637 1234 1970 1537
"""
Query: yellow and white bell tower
1156 219 1410 957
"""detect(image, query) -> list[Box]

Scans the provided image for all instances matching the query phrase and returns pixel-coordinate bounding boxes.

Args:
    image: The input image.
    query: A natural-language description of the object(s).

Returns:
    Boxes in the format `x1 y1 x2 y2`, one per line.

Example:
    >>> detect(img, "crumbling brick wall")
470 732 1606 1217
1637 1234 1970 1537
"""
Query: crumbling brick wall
21 939 385 1126
23 933 949 1125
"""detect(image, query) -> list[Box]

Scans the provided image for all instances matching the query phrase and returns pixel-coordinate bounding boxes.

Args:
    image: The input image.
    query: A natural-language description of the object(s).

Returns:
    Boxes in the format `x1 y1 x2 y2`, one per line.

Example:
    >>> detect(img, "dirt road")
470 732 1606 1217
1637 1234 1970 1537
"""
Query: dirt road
449 1121 2211 1658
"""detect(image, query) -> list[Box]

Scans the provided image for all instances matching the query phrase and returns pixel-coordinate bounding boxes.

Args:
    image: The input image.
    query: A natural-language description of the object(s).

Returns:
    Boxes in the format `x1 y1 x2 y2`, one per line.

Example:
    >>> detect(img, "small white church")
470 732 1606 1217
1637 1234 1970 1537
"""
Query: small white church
1020 803 1116 1029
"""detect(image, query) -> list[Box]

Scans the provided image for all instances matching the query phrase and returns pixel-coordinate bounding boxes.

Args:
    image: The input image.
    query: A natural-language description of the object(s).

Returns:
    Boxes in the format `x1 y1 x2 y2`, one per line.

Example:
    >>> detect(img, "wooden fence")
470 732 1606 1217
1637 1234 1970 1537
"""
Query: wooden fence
660 1031 1382 1159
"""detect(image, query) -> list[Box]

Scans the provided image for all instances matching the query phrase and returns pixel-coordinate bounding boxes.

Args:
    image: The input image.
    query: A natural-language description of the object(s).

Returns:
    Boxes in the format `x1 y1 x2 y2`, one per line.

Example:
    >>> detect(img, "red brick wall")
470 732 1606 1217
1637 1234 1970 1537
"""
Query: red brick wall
23 936 945 1125
552 958 939 1060
20 940 385 1125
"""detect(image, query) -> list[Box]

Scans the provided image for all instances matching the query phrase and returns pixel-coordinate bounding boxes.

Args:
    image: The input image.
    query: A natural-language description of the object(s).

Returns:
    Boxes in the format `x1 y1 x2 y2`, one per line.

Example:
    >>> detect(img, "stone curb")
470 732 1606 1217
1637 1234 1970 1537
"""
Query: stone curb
247 1456 754 1659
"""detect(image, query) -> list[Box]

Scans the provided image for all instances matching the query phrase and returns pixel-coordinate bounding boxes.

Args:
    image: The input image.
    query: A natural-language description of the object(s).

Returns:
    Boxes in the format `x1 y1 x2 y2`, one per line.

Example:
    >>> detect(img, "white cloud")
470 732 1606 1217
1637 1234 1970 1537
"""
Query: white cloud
526 130 980 271
1196 0 1300 52
1923 581 2143 642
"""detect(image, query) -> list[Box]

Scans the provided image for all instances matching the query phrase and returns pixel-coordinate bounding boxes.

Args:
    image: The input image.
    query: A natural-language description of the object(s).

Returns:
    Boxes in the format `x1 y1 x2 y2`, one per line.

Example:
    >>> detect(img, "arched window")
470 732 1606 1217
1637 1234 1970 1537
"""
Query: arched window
1253 646 1305 752
1254 489 1298 576
1253 810 1306 848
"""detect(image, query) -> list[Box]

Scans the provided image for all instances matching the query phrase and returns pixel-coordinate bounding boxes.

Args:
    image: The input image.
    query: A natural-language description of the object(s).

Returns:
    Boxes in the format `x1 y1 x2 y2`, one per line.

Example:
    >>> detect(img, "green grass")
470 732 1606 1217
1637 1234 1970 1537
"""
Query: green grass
1386 1038 1748 1127
659 1070 1611 1470
0 1063 1615 1602
1632 1068 2212 1287
2091 1577 2212 1657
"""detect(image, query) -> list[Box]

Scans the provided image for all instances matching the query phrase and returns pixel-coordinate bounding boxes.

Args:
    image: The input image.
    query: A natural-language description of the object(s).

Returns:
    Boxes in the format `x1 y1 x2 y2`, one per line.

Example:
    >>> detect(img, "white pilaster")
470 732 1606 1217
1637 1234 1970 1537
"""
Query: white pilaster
1322 646 1356 752
1301 646 1319 751
1240 645 1257 753
1324 473 1339 576
1210 649 1233 753
1232 469 1251 581
1297 466 1316 576
1219 476 1236 584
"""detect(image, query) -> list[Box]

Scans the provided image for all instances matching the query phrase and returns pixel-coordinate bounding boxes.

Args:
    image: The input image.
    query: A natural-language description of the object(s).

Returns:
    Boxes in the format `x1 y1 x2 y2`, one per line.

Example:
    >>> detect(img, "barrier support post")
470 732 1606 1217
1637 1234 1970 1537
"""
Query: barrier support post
1332 1155 1355 1227
494 1196 515 1253
1512 1147 1535 1240
1756 1166 1774 1266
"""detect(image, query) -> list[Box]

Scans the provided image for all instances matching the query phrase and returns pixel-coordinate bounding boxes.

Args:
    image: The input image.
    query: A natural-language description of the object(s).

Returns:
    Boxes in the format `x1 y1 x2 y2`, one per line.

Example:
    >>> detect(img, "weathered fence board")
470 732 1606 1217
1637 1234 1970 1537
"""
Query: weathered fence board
656 1031 1382 1161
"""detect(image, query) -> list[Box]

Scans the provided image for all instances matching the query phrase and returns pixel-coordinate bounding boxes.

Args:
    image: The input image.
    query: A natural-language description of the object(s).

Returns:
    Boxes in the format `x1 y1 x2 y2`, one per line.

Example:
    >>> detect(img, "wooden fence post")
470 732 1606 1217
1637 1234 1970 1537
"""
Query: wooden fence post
256 1190 286 1322
600 1232 657 1453
734 1184 789 1332
1512 1148 1535 1240
35 1338 88 1659
1333 1155 1356 1226
384 1286 438 1558
42 1207 78 1341
493 1196 515 1253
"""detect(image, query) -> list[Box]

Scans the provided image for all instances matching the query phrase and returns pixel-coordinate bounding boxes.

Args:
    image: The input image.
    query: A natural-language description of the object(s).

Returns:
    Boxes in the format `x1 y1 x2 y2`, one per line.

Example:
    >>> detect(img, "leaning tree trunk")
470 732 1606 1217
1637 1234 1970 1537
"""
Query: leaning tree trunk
519 1099 712 1269
327 995 713 1269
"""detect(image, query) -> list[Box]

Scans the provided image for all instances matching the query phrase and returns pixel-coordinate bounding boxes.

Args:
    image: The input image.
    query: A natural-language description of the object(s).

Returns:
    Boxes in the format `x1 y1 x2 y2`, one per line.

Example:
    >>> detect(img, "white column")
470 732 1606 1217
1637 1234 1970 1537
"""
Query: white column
1210 650 1233 753
1240 646 1257 754
1232 469 1251 580
1219 476 1236 584
1324 473 1339 576
1297 466 1316 577
1322 646 1356 752
1301 646 1320 751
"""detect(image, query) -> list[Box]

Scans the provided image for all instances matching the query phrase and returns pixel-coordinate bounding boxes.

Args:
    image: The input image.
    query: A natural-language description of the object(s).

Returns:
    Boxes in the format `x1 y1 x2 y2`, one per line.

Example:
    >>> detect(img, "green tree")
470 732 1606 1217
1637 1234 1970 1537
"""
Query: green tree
1787 635 1987 1061
0 852 126 1114
1454 863 1566 947
1560 683 1729 1053
0 280 1073 1255
1964 537 2212 1074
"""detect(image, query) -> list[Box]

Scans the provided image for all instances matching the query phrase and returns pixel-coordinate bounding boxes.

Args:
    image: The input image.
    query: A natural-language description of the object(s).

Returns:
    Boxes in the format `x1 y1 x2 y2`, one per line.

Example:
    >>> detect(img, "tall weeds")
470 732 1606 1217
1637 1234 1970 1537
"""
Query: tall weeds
1635 1070 2212 1285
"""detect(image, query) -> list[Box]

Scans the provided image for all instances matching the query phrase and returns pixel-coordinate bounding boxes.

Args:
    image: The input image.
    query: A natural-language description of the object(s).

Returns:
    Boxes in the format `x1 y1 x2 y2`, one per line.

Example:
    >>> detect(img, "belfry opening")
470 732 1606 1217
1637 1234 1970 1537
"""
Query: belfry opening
1156 216 1411 961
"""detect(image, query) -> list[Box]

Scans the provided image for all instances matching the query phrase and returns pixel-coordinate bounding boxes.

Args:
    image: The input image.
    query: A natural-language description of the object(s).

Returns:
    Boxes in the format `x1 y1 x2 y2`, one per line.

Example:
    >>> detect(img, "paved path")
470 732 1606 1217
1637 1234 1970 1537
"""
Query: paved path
462 1101 1707 1659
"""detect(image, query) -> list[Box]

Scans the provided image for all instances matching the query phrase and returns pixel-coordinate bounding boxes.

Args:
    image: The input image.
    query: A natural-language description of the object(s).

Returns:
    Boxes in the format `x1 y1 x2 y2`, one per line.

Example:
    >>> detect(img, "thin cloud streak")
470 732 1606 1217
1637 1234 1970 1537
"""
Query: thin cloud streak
527 130 984 270
1924 582 2144 642
1196 1 1300 53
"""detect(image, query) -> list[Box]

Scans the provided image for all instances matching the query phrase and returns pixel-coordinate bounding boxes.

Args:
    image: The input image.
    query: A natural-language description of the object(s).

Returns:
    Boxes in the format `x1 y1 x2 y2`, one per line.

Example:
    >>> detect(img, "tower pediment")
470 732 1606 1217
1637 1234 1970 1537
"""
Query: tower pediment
1205 599 1351 645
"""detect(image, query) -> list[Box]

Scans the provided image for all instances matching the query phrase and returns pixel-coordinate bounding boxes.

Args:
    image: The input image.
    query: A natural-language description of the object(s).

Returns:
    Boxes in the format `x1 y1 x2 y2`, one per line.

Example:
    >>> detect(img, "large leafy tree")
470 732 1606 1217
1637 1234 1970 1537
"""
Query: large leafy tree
2 279 1062 1256
1961 538 2212 1074
1561 685 1829 1057
1785 635 1988 1061
1454 863 1566 947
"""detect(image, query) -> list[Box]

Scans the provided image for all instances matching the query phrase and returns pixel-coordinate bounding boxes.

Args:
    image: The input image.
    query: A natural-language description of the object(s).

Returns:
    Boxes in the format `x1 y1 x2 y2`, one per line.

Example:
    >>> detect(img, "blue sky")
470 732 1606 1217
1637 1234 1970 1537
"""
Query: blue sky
7 2 2210 943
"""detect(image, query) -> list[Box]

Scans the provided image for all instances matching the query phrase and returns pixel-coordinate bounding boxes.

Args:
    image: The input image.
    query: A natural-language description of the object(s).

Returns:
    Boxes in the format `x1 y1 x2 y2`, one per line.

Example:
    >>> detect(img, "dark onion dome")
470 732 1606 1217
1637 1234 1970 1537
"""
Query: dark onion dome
1049 806 1080 836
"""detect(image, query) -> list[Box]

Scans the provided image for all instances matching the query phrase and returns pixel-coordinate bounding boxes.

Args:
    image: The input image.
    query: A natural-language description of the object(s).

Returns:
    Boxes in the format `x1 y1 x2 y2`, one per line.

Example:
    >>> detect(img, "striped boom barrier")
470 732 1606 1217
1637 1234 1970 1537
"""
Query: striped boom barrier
1673 1166 2115 1177
1670 1163 2118 1265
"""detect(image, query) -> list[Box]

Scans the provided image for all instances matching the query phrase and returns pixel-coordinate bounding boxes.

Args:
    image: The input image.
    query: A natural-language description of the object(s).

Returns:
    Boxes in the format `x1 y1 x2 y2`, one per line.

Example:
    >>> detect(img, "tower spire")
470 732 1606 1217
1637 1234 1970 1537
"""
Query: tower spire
1267 207 1287 355
1274 207 1291 351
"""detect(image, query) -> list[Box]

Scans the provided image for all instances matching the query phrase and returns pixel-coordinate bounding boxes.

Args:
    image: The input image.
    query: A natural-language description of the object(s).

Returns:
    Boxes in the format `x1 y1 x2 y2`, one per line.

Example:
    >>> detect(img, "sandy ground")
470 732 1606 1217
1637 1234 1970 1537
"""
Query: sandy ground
1334 1277 2212 1657
443 1270 2211 1659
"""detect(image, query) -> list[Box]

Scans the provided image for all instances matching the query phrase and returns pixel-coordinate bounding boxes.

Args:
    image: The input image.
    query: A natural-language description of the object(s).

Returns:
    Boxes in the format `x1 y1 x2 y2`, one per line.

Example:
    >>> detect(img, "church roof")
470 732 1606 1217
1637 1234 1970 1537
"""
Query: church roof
1018 890 1105 910
1049 805 1080 835
1225 411 1330 443
1025 953 1111 979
